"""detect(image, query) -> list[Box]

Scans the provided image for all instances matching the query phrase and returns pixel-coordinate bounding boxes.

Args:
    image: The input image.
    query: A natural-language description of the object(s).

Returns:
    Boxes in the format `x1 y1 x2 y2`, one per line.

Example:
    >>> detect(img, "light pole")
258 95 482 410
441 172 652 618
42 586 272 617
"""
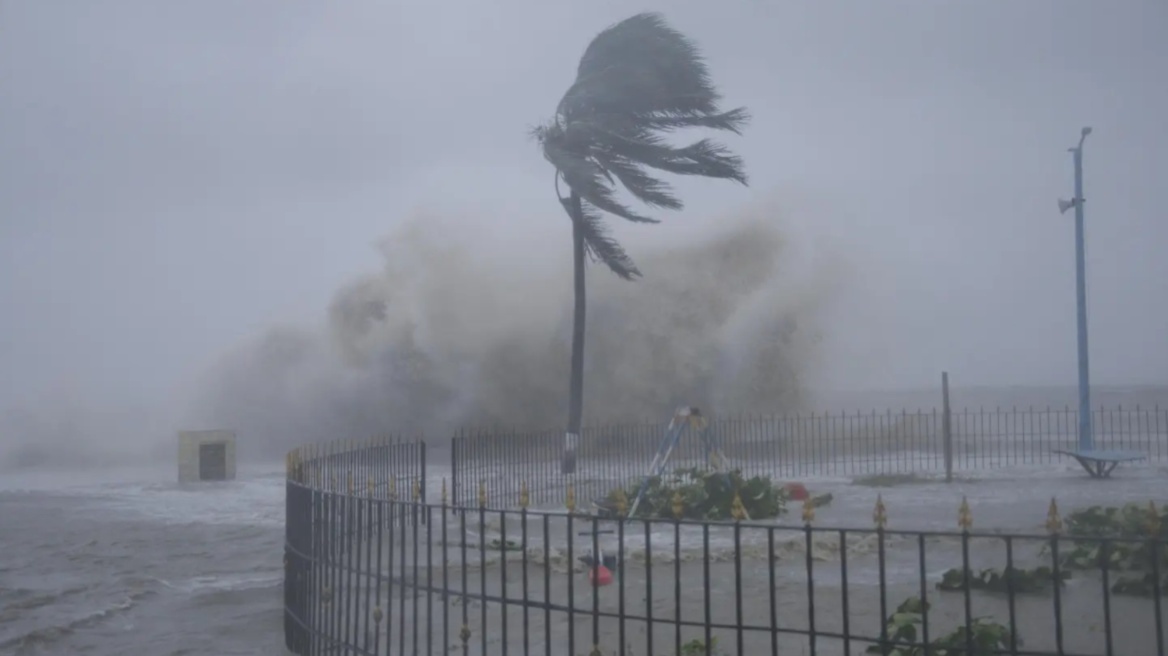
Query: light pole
1058 126 1094 451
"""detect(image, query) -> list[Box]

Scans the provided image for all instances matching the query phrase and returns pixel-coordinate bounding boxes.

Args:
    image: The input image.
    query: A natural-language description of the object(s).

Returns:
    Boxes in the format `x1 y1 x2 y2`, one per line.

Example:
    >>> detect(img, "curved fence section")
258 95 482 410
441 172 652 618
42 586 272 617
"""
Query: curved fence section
284 430 1168 656
284 438 427 654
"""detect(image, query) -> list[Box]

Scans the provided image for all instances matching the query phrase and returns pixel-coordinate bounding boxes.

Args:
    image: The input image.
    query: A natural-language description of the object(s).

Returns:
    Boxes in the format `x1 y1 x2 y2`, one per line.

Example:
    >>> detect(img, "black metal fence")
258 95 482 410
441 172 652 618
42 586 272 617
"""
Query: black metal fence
284 437 1168 656
451 405 1168 508
285 438 427 653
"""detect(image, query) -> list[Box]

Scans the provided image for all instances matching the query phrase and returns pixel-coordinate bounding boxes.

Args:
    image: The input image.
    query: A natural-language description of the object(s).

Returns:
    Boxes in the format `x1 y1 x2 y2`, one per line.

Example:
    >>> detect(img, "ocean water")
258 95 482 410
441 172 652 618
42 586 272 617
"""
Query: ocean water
0 465 288 656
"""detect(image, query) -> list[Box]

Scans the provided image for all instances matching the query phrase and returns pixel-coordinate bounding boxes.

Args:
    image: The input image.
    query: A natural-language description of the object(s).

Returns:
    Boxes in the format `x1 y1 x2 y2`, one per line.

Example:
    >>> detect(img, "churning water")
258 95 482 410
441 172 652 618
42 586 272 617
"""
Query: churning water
0 464 287 656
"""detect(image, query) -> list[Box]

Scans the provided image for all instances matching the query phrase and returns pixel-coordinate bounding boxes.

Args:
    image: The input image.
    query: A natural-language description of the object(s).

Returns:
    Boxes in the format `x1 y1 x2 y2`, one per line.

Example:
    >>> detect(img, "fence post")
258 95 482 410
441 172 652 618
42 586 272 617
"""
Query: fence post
418 440 427 526
420 440 427 504
942 371 953 482
450 434 459 509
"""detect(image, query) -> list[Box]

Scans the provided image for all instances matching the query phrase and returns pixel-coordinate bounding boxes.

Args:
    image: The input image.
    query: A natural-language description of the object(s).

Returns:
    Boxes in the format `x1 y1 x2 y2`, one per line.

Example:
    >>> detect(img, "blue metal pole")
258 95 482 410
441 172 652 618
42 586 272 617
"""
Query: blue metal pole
1071 132 1093 451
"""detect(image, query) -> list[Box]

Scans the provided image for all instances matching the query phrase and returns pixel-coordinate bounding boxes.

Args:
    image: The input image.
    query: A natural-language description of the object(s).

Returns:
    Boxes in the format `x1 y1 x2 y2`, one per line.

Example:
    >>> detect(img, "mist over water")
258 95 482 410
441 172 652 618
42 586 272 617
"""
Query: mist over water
190 204 848 459
0 398 176 471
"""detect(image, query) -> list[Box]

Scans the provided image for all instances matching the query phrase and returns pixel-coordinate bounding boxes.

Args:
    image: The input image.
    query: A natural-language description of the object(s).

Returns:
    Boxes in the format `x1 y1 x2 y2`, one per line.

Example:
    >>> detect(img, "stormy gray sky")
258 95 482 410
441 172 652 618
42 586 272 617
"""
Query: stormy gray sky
2 1 1166 428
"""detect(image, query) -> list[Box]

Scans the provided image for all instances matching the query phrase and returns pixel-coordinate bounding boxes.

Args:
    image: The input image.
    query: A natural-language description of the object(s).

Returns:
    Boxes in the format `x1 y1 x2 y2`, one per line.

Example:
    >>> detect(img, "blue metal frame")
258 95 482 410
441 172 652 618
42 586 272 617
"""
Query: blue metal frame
626 407 728 519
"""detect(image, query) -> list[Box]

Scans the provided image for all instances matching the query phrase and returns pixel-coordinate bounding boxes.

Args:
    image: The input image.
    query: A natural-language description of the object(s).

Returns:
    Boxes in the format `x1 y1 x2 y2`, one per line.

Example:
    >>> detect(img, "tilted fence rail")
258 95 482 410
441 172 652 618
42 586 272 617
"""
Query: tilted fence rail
284 406 1168 655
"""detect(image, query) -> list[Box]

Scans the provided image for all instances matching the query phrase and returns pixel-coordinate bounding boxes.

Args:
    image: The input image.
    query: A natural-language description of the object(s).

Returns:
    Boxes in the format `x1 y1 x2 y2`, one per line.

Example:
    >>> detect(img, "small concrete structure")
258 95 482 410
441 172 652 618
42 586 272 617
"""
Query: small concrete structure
177 430 237 483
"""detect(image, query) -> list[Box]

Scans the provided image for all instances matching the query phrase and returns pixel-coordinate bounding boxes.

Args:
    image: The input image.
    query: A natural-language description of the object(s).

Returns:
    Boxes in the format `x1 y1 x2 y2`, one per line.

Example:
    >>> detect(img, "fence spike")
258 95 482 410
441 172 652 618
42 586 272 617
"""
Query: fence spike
566 484 577 514
412 478 421 502
671 491 685 519
1045 498 1062 534
440 477 447 505
802 498 815 524
958 496 972 531
731 491 747 522
478 480 488 509
1147 501 1160 536
519 481 530 509
873 494 887 529
613 487 629 518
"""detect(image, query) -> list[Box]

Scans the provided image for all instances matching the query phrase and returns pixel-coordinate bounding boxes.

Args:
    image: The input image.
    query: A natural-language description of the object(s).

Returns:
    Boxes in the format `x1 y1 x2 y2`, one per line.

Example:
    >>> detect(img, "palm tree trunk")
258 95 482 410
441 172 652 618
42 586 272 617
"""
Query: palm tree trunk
563 191 586 474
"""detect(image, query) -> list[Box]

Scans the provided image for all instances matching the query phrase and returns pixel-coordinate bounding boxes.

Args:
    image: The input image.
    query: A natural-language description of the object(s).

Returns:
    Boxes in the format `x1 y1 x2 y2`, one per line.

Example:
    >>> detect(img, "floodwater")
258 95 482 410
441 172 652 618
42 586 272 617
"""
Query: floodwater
1 458 1165 655
0 465 287 655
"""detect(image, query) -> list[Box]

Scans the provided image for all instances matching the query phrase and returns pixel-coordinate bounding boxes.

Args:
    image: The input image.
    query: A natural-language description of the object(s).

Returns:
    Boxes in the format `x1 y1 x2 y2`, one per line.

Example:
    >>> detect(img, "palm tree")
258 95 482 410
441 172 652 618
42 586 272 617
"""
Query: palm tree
534 12 749 474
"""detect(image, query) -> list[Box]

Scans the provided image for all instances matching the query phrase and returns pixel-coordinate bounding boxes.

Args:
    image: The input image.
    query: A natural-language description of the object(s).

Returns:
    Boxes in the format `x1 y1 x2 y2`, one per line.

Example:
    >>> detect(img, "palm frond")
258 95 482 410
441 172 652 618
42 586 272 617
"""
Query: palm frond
561 12 720 120
540 123 658 223
590 152 682 210
642 107 750 135
591 128 748 185
560 196 641 280
643 138 748 183
536 11 749 280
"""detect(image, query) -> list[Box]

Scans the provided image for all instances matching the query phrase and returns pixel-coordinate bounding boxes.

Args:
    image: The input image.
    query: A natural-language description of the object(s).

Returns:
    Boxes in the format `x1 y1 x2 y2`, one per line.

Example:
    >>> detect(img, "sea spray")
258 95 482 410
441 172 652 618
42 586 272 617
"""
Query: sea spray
192 202 849 458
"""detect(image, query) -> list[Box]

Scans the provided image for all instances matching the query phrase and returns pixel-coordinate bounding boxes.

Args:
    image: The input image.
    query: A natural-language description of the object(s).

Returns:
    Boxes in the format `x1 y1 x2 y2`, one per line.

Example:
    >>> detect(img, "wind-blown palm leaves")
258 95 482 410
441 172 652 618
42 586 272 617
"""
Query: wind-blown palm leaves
534 12 749 473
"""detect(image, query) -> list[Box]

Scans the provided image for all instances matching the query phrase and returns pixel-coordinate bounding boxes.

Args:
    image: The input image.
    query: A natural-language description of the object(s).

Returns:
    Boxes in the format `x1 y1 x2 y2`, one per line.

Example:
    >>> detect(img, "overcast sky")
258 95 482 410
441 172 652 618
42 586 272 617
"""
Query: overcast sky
2 1 1166 421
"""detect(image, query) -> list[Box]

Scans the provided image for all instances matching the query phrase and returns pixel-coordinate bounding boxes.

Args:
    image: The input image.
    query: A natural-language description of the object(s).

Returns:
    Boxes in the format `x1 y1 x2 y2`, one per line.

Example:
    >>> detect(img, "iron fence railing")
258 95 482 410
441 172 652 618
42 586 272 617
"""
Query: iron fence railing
284 437 1168 656
451 406 1168 508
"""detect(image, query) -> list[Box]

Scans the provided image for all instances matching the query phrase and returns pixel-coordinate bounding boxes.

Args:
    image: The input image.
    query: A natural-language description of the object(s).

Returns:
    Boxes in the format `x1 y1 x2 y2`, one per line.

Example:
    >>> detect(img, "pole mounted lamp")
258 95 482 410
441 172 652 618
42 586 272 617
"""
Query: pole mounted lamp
1057 126 1094 452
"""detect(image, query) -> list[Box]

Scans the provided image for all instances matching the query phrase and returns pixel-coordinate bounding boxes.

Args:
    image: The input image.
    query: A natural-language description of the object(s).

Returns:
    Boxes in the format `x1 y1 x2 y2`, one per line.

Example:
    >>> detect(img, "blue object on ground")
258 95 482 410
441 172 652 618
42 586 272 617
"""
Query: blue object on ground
1053 449 1146 478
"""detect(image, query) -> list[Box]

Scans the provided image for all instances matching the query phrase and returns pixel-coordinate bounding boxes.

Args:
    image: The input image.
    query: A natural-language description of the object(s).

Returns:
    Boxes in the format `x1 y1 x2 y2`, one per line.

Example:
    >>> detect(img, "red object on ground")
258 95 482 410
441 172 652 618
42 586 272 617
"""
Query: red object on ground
589 565 613 587
785 482 809 501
